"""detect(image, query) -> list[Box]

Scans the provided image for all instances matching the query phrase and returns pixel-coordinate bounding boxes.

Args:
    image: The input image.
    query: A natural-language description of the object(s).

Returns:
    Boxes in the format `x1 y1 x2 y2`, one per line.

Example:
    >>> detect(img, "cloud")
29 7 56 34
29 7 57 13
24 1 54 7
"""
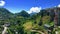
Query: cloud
0 1 5 6
58 4 60 7
27 7 41 14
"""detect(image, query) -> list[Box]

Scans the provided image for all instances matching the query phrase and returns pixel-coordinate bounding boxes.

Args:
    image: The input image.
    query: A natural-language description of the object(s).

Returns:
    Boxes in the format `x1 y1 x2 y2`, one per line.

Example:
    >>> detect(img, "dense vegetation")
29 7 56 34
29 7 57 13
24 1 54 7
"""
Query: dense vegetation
0 7 60 34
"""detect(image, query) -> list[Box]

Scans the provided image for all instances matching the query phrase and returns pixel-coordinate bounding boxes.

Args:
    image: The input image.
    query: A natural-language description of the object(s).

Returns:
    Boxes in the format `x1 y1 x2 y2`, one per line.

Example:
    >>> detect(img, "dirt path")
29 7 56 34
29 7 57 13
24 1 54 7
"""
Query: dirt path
30 30 45 34
2 26 8 34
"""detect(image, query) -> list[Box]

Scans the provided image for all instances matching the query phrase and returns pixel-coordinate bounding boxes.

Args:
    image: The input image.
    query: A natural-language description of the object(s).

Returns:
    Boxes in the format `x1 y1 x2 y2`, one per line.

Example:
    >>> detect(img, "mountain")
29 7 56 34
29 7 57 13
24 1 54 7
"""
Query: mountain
0 8 14 20
30 12 37 16
0 7 60 34
15 10 30 17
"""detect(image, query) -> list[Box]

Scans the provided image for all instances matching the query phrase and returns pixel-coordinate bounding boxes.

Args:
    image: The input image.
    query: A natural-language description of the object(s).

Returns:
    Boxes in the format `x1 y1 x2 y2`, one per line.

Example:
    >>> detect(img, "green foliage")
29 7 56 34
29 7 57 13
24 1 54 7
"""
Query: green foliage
16 10 30 17
0 7 59 34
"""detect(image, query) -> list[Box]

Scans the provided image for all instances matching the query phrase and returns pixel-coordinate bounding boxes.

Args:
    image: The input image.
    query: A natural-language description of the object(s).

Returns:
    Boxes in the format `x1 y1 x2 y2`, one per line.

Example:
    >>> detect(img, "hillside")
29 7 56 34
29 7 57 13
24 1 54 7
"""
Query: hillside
0 7 60 34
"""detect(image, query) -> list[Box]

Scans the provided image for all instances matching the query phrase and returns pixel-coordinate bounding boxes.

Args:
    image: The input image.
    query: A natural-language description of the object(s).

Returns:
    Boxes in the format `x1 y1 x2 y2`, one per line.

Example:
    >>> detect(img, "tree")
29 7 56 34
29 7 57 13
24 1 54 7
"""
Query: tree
39 9 49 17
38 20 42 26
49 9 55 22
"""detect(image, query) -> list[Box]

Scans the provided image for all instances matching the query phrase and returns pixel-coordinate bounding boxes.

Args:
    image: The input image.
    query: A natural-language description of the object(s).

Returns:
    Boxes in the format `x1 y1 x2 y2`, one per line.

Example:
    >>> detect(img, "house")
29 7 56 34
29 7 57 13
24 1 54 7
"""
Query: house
4 23 10 27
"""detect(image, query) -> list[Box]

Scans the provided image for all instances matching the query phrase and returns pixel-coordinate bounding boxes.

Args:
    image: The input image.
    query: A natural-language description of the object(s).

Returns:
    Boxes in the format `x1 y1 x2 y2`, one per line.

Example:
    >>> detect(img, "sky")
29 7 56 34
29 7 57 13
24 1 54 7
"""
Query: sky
0 0 60 13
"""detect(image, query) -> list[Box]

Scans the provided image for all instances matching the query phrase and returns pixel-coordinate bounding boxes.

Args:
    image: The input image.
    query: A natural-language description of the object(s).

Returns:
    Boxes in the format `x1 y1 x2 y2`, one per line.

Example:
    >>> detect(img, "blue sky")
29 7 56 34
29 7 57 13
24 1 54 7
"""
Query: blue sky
2 0 60 13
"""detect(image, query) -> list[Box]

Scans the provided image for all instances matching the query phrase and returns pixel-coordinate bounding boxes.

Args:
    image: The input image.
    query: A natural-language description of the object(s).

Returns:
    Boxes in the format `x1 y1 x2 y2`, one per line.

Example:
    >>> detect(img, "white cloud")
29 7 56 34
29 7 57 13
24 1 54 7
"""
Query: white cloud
27 7 41 14
0 1 5 6
58 4 60 7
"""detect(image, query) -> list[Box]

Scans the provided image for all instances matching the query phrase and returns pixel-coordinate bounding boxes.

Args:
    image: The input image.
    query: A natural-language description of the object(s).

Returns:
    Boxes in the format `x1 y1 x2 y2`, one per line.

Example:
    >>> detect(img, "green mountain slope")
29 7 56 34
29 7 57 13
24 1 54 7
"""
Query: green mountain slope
0 7 60 34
